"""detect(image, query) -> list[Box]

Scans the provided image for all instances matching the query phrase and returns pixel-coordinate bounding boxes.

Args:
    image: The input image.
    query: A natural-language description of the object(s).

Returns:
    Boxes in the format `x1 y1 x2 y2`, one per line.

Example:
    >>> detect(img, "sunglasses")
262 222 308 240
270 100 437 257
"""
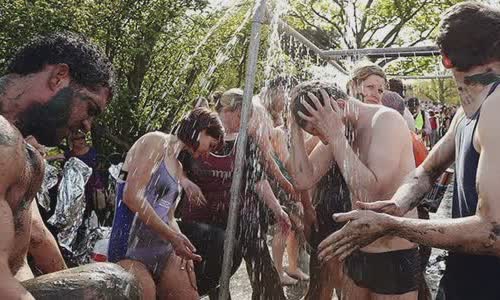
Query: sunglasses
72 136 85 141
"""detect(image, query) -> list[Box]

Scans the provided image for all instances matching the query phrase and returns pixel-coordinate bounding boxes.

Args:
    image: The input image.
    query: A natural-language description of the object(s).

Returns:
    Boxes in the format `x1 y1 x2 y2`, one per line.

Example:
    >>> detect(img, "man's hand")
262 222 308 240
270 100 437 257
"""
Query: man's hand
356 200 405 217
317 210 393 262
180 178 206 207
171 232 202 262
297 90 345 140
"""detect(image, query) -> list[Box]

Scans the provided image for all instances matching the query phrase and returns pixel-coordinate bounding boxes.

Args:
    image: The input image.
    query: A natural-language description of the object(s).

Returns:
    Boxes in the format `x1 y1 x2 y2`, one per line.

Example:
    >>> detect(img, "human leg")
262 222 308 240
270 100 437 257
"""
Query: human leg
341 273 370 300
285 231 309 281
304 251 342 300
118 259 156 299
157 254 199 300
272 226 297 285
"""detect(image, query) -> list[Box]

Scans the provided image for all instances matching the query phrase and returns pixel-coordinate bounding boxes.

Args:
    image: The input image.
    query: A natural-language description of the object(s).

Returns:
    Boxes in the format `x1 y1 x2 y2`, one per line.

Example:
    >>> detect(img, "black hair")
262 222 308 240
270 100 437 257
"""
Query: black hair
290 80 348 129
175 107 224 151
268 75 299 90
437 2 500 72
388 78 404 98
7 31 115 96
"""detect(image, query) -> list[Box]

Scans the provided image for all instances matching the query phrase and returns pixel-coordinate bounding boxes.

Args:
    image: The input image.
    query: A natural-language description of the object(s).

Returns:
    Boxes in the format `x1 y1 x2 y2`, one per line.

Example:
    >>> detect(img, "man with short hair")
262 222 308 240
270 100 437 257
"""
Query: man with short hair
0 32 137 299
318 2 500 299
289 81 419 299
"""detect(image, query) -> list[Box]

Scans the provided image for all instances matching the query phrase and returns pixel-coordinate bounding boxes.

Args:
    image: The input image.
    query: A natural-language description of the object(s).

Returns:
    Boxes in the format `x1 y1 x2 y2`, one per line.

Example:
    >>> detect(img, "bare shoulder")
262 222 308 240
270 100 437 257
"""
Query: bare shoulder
125 131 170 168
0 116 20 147
0 117 25 190
131 131 169 151
372 107 408 136
480 90 500 125
477 90 500 142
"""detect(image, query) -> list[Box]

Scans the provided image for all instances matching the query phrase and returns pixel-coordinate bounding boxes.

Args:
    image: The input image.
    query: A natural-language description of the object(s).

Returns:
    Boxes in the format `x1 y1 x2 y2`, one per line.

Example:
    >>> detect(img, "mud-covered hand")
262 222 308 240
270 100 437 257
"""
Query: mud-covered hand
171 232 202 262
355 200 406 217
317 210 393 262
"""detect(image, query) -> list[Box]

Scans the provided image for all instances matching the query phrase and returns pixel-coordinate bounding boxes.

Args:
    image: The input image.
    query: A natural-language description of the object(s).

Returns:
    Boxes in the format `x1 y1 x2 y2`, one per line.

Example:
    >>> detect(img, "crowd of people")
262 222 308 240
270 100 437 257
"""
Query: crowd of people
0 1 499 300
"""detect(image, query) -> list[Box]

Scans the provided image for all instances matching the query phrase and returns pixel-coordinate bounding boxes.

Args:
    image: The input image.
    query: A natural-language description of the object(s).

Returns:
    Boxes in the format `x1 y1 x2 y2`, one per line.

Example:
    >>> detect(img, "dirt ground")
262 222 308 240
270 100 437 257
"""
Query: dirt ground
203 183 454 300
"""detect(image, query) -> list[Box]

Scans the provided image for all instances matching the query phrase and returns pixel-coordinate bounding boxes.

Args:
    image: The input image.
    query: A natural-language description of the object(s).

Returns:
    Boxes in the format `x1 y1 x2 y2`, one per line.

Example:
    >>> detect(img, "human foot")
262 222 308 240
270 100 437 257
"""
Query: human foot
280 273 298 286
285 267 310 281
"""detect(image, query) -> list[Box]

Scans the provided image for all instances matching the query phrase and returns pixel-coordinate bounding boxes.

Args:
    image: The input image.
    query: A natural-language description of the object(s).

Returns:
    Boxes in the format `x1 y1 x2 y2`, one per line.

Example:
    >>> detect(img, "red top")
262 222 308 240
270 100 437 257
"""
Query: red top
411 131 428 167
180 142 237 227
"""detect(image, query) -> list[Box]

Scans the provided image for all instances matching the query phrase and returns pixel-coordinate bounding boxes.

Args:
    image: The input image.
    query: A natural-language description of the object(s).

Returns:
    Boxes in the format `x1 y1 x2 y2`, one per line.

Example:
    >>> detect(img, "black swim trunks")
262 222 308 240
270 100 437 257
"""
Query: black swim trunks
345 248 421 295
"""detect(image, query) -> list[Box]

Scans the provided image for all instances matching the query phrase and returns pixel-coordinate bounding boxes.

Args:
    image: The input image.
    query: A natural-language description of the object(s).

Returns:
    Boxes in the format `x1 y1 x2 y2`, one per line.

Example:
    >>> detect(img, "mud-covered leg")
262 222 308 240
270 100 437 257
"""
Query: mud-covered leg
22 262 141 300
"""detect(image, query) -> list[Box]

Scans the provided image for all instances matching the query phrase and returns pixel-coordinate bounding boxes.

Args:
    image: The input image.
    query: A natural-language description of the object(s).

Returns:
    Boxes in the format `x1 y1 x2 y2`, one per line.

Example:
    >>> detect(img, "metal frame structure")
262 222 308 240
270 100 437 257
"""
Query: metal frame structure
219 3 450 299
277 19 448 79
218 0 267 299
388 75 453 80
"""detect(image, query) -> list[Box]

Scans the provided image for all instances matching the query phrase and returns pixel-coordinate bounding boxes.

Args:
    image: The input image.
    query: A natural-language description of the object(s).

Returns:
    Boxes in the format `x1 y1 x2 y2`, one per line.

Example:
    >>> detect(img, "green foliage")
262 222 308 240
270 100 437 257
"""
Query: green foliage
0 0 255 155
413 78 460 105
0 0 466 157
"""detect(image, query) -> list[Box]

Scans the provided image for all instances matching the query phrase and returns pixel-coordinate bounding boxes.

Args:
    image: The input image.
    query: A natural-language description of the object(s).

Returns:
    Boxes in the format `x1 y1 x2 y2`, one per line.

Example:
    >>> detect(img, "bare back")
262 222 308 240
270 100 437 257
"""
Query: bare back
0 116 44 274
354 106 417 252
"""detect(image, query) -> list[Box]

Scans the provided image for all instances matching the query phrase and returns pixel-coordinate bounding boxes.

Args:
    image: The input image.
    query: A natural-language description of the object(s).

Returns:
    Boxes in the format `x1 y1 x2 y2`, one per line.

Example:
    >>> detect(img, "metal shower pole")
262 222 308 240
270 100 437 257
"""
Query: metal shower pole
218 0 267 299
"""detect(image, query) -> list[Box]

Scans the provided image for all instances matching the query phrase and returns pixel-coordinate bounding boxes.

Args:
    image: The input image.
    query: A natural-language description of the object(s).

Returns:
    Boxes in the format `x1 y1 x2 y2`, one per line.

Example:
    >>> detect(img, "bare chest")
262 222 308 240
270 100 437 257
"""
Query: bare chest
6 145 44 273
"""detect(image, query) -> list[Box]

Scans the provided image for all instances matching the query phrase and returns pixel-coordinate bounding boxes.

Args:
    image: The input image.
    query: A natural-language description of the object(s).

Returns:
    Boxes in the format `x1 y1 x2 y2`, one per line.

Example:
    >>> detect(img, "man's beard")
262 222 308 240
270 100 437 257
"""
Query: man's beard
17 87 75 146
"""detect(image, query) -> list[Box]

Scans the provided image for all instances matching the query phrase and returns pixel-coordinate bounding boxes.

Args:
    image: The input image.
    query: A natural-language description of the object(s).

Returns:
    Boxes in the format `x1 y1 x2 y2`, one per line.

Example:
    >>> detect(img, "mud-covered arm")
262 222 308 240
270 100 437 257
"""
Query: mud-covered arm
0 134 35 299
388 98 500 255
318 104 500 261
29 201 67 273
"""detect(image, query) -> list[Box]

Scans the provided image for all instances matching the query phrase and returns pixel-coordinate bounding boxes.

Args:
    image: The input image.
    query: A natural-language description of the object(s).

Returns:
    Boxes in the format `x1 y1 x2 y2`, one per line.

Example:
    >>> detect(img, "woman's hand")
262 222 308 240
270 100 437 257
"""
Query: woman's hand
171 232 202 262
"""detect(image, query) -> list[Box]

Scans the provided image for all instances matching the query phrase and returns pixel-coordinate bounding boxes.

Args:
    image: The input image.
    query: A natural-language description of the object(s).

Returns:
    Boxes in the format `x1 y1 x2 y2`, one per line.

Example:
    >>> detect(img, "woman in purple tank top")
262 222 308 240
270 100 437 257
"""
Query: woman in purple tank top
109 107 224 300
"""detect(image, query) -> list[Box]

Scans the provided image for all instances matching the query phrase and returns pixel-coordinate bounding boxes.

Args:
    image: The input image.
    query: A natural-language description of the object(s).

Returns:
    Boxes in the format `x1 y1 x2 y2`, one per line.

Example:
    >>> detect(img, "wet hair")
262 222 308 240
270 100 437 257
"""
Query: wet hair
268 75 299 90
290 80 348 129
175 107 224 151
388 78 404 98
381 91 405 116
6 31 115 96
437 2 500 72
215 88 244 113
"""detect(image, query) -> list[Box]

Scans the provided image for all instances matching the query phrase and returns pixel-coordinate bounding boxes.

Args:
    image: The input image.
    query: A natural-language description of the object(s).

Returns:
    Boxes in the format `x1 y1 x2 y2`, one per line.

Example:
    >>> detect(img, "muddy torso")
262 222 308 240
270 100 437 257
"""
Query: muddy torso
1 118 44 274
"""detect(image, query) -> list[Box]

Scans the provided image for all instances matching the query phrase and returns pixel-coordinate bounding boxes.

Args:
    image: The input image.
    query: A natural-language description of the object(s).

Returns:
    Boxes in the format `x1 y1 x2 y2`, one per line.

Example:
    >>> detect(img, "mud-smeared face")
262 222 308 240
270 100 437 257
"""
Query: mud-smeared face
358 74 386 105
